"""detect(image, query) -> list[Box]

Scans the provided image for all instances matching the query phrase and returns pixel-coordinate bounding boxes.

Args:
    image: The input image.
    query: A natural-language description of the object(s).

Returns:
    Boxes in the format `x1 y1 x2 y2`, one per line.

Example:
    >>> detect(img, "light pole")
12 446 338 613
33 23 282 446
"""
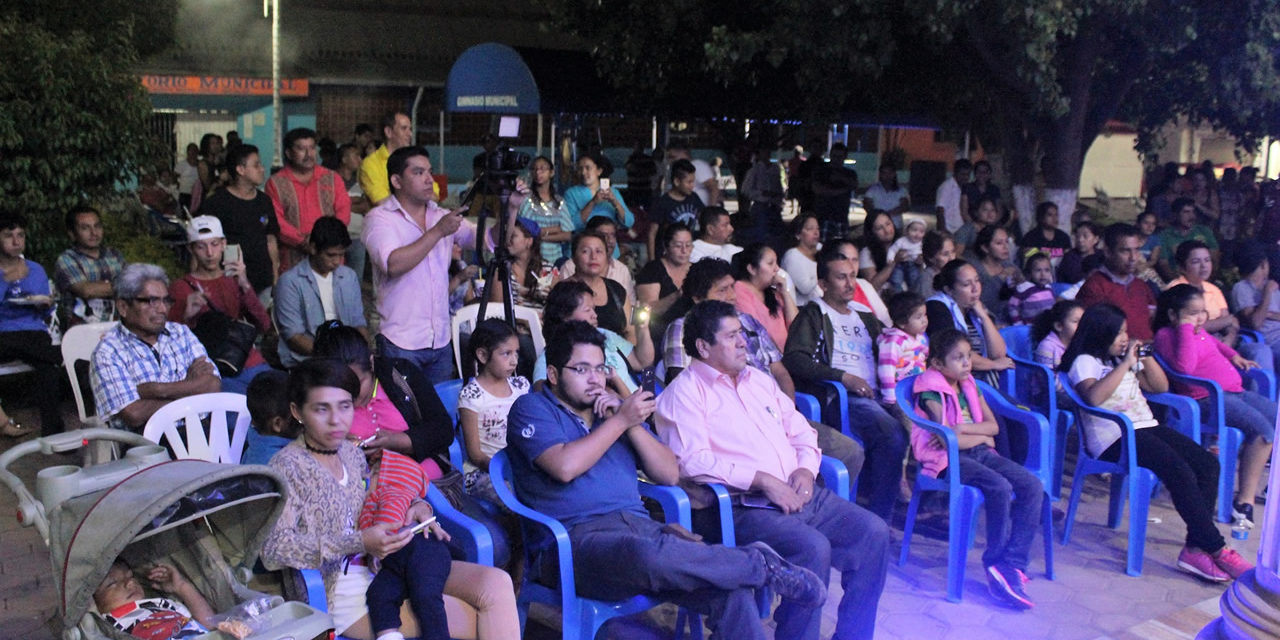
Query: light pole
264 0 281 168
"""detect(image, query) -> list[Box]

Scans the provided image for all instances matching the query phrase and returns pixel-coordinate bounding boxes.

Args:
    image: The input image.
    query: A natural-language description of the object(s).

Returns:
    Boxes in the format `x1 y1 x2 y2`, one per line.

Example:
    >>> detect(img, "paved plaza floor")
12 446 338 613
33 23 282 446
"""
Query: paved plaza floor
0 401 1254 640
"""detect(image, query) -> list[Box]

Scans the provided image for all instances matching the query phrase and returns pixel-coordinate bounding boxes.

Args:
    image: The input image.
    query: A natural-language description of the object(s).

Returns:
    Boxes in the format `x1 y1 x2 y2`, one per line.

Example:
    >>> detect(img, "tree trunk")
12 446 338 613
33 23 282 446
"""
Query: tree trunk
1042 117 1089 232
1001 118 1038 235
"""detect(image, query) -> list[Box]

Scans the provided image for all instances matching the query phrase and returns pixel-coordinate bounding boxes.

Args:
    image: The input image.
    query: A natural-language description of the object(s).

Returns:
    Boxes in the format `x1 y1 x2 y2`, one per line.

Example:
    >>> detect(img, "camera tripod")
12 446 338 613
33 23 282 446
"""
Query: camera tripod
460 169 519 328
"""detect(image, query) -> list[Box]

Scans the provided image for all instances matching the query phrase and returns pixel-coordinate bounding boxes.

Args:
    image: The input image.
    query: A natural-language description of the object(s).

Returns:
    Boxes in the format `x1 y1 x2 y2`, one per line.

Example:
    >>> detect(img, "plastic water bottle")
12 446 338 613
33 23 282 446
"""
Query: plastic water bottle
1232 518 1250 541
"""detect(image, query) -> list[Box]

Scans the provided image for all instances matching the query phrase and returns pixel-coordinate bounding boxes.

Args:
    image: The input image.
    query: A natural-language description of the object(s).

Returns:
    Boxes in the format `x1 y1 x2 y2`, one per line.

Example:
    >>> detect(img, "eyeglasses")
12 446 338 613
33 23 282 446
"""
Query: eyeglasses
668 242 693 250
131 296 175 307
560 363 615 378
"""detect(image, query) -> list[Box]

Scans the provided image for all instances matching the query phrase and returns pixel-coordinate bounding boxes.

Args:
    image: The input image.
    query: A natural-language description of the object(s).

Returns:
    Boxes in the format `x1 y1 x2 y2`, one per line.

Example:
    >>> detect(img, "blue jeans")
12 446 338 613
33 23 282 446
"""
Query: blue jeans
730 486 890 640
367 533 451 639
845 396 909 520
376 335 456 385
888 262 920 293
1203 389 1278 443
949 445 1044 570
221 363 272 395
568 511 769 640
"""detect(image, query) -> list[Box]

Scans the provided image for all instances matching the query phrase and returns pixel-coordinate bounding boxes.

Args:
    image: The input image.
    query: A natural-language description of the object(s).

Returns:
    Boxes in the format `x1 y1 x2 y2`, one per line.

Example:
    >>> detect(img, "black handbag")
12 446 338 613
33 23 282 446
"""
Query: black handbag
186 277 258 377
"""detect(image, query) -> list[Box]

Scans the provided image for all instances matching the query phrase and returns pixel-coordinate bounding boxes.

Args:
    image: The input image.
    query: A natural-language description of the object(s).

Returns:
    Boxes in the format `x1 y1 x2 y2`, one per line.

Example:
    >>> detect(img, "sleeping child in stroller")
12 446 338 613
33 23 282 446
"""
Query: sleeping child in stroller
92 558 214 639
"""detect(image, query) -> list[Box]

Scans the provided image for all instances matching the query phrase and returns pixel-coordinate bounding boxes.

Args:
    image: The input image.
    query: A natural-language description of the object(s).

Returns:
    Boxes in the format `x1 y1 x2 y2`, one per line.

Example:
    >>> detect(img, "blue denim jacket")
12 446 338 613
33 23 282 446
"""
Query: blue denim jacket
273 260 366 367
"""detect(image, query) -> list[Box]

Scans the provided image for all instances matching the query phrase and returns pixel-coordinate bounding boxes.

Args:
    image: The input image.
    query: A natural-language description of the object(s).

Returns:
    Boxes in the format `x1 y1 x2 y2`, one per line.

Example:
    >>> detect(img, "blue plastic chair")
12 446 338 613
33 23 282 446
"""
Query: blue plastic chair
489 451 704 640
433 379 467 472
999 325 1072 499
1058 372 1202 576
1153 354 1275 522
795 392 859 496
1050 282 1073 298
697 456 852 617
894 376 1055 602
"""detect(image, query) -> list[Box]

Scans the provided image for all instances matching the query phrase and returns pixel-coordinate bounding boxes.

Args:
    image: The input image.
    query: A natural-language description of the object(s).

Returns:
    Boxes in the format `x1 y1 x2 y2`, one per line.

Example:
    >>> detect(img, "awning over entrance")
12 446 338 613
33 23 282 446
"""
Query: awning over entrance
444 43 540 114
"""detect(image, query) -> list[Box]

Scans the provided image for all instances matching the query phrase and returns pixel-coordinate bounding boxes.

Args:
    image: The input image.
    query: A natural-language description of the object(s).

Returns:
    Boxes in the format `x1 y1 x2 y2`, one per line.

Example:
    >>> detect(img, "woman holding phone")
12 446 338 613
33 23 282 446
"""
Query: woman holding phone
562 152 634 234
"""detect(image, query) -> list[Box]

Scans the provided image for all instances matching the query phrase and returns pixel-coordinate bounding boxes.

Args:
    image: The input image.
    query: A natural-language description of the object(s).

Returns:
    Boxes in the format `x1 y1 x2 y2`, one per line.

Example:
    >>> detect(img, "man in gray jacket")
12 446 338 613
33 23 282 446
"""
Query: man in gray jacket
273 216 366 367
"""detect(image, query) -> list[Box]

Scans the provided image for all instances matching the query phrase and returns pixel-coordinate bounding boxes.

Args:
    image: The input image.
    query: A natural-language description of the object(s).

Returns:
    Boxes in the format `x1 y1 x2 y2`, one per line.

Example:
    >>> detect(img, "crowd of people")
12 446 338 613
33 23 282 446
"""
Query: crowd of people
17 121 1280 640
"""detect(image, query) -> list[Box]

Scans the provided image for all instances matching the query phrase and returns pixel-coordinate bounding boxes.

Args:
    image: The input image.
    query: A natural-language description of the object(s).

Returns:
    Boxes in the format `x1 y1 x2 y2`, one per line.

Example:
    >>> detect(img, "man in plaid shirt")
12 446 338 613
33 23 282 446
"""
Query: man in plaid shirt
90 263 220 430
54 206 127 327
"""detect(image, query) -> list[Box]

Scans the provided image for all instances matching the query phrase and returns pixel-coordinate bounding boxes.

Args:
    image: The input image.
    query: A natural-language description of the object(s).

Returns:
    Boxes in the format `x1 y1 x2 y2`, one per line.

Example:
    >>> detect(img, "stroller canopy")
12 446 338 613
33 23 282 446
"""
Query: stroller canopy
49 460 288 629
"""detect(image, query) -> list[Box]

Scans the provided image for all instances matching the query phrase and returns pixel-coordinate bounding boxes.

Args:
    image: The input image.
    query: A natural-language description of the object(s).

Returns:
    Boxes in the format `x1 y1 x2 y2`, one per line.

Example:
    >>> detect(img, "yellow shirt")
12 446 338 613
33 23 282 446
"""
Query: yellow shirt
359 145 439 205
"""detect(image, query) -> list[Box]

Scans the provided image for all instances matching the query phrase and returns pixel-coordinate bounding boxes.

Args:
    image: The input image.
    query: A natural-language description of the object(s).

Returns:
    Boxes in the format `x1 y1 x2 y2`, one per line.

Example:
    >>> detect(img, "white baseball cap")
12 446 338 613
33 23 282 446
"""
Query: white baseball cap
186 215 225 243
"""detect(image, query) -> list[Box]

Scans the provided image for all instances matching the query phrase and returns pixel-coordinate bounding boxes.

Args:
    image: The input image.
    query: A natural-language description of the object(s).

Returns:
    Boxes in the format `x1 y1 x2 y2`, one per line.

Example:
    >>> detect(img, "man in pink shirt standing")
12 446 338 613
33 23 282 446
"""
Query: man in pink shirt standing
363 146 474 383
266 127 351 271
655 300 889 640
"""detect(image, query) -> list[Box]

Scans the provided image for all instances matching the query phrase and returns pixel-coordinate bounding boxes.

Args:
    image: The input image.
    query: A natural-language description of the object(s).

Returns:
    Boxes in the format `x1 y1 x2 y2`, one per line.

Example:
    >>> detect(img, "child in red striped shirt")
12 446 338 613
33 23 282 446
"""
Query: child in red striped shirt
360 450 453 640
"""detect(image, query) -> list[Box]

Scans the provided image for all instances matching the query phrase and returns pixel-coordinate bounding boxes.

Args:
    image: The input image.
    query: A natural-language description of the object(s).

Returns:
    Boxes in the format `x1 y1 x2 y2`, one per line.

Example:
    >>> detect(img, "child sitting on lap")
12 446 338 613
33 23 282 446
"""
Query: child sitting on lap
241 370 296 465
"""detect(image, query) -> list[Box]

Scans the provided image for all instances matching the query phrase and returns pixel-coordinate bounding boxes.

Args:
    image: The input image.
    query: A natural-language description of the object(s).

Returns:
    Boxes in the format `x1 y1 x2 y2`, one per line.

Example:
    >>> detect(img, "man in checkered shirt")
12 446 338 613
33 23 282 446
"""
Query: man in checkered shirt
90 263 221 430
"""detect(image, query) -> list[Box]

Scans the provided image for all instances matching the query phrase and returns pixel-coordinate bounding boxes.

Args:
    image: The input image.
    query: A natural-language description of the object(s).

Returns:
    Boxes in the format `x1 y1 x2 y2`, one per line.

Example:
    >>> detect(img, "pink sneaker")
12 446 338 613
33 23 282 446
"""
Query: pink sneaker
1212 548 1254 580
1177 546 1231 582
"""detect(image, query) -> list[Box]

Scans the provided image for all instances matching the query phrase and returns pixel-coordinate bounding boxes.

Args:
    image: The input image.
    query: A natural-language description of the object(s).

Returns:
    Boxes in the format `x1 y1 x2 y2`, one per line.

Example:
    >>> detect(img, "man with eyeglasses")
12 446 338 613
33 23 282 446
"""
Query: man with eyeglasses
506 320 827 640
91 263 221 430
657 300 890 640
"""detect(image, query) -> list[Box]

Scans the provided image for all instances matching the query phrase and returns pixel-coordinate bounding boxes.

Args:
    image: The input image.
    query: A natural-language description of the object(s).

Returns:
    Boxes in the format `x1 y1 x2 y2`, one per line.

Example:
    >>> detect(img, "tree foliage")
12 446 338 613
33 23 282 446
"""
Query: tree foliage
543 0 1280 191
0 2 174 264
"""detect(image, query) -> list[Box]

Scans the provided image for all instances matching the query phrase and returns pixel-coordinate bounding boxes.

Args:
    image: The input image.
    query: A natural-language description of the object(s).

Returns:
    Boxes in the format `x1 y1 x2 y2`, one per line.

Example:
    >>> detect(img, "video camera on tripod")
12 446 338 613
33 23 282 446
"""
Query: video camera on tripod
462 116 532 326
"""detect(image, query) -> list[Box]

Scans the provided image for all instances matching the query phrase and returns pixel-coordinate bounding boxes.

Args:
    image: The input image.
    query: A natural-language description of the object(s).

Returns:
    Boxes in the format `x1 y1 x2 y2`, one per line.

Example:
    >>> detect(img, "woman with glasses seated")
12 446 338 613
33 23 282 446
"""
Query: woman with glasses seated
533 280 652 397
0 213 64 437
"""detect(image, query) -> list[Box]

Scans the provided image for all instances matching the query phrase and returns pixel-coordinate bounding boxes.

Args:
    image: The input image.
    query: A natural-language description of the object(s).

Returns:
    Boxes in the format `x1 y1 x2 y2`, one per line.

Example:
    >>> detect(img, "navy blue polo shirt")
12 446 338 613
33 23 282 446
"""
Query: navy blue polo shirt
505 386 647 529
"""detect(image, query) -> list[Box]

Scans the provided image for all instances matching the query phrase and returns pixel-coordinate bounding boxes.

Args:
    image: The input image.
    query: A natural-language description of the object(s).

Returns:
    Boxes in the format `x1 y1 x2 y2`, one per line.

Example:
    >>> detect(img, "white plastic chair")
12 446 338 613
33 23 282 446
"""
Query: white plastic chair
142 393 252 464
61 321 118 426
451 303 544 375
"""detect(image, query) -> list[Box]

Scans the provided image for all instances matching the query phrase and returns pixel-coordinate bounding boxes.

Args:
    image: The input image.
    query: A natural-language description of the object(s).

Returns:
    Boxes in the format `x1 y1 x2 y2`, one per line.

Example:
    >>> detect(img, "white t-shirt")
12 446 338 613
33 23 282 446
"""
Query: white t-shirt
782 247 822 306
690 240 743 263
1067 354 1158 457
458 376 530 474
815 298 877 386
312 269 337 321
175 161 199 196
863 183 910 216
692 159 717 206
888 236 923 261
936 176 963 232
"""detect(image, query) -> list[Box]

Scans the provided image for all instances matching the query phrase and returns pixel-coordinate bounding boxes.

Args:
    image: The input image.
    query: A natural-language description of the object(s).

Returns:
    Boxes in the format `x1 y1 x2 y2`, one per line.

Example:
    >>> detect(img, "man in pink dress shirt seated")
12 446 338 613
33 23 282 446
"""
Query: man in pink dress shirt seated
363 146 475 383
656 300 889 640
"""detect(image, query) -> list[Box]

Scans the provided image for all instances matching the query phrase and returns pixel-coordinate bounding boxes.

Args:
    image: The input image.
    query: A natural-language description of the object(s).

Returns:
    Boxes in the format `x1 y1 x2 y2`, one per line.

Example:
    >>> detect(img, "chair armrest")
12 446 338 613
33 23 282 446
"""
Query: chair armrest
426 484 494 566
299 568 327 610
638 481 692 529
818 456 850 500
1007 354 1057 416
1144 392 1202 444
448 440 465 477
820 380 851 436
1059 372 1143 470
795 392 822 422
980 381 1053 487
703 483 737 546
489 453 579 602
893 382 964 496
1240 328 1262 343
1244 367 1277 400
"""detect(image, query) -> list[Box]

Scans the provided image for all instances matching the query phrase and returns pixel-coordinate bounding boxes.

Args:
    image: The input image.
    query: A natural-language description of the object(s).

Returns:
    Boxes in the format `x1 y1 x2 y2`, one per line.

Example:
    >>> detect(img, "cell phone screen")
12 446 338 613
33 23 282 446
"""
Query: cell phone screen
640 367 657 395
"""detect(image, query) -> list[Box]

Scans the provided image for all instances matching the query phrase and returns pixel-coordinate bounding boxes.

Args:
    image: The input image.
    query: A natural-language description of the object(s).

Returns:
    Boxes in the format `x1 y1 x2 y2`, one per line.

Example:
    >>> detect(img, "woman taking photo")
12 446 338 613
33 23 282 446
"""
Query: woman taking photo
781 213 823 306
564 231 632 337
534 280 653 397
636 223 693 345
732 242 799 349
925 259 1014 387
262 358 520 640
509 156 573 264
562 152 633 234
857 210 905 294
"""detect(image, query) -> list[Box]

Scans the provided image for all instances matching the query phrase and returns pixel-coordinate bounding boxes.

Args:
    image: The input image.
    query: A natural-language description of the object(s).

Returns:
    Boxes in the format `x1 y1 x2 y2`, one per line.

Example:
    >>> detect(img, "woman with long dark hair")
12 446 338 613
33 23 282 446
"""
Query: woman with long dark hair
732 242 798 348
1061 303 1250 582
857 210 902 293
781 212 823 305
509 155 573 263
924 259 1012 387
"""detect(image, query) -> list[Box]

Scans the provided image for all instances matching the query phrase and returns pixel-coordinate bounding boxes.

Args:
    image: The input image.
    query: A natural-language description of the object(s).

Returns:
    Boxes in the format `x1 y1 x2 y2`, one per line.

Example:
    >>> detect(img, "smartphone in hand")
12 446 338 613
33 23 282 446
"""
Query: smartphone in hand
639 367 658 395
397 515 438 536
600 178 611 191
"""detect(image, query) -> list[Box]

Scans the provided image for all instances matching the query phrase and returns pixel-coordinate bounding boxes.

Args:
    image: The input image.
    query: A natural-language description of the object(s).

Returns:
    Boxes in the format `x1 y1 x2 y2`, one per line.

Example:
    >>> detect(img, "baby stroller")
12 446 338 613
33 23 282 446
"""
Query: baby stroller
0 428 333 640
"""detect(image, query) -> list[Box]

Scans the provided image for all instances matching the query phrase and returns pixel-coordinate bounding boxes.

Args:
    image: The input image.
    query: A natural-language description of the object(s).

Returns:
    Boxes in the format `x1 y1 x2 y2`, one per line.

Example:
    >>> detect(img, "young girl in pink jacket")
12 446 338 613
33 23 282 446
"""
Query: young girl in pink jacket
1153 283 1277 529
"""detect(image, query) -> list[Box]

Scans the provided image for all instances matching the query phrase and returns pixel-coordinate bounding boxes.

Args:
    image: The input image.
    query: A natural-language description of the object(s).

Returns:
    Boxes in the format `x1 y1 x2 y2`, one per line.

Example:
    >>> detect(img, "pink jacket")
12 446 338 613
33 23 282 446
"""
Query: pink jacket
1153 323 1242 400
910 369 985 478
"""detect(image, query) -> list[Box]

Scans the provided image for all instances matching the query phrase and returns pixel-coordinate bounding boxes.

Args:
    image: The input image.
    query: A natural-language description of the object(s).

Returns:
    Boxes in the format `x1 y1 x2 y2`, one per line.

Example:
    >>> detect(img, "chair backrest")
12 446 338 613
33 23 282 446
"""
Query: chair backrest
999 325 1034 360
61 321 119 423
142 392 252 464
434 379 465 470
451 303 545 378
